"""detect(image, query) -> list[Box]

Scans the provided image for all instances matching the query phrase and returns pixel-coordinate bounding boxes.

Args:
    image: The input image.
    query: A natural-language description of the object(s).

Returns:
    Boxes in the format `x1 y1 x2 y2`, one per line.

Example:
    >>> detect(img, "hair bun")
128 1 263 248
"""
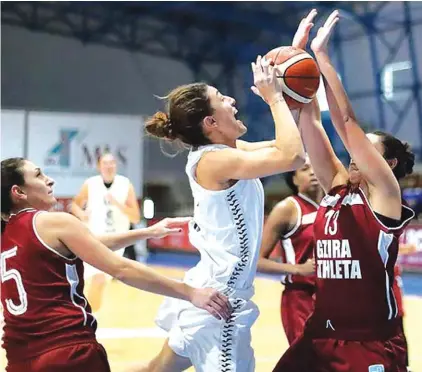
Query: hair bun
145 111 176 140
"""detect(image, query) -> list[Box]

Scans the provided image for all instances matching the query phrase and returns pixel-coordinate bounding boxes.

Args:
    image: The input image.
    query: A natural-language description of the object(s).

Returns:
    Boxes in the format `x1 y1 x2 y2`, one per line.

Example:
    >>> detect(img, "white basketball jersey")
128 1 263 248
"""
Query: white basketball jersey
184 144 265 298
85 175 131 235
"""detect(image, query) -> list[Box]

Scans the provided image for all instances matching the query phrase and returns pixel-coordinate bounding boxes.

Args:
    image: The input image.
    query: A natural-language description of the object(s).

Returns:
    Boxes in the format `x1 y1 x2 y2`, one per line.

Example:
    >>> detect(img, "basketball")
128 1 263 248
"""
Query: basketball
265 46 320 110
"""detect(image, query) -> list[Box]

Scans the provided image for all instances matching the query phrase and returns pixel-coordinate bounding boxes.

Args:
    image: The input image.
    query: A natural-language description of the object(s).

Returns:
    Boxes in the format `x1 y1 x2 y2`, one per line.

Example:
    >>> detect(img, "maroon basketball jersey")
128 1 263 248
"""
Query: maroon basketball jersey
280 193 318 286
1 209 97 363
310 184 414 340
393 264 404 317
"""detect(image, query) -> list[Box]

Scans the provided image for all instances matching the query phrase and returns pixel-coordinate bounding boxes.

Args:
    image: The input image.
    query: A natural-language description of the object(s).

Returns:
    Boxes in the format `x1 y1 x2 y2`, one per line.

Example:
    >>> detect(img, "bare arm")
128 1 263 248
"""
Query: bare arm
97 229 145 251
258 199 296 274
97 217 190 251
311 11 401 217
70 182 89 221
36 212 230 319
318 60 401 206
298 99 348 192
201 146 305 182
203 55 306 182
236 139 276 151
257 199 314 276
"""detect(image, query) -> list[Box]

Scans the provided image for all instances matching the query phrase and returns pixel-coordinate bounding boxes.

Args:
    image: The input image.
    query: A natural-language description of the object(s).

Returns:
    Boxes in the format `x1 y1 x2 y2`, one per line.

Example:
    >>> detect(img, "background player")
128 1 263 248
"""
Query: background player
257 156 322 345
70 151 141 312
269 10 415 371
1 157 231 372
130 52 306 372
71 152 140 312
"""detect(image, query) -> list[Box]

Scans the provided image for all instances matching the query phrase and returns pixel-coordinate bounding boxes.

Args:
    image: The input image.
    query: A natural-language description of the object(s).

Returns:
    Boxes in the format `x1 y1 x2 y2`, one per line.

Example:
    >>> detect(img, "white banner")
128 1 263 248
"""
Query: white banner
1 110 26 160
27 112 143 197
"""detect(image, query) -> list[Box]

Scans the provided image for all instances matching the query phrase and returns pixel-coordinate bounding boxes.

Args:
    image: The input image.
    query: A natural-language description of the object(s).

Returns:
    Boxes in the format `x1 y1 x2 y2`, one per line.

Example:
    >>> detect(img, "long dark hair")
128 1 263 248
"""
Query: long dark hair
1 157 26 233
372 130 415 180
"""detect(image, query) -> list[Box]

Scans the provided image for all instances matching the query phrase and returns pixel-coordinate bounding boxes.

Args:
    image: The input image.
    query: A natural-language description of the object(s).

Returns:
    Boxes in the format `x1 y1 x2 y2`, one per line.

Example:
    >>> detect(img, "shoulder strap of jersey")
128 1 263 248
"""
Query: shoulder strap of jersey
283 196 302 239
186 144 230 179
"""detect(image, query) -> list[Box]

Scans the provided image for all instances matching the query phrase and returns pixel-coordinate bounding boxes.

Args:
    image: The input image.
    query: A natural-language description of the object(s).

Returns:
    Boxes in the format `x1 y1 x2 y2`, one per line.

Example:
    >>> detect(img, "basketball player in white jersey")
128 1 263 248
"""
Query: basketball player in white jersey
70 152 140 311
127 53 307 371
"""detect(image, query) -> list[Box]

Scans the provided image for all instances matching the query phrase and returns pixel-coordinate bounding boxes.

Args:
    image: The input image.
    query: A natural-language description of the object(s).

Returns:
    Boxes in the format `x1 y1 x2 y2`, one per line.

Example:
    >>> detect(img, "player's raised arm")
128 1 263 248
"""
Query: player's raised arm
288 9 348 192
202 55 305 181
311 10 401 217
298 98 348 192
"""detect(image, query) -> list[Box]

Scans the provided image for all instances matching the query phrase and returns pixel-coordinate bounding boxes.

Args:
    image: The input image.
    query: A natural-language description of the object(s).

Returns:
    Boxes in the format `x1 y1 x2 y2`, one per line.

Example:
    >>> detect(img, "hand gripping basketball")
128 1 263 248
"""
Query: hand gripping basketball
251 55 283 106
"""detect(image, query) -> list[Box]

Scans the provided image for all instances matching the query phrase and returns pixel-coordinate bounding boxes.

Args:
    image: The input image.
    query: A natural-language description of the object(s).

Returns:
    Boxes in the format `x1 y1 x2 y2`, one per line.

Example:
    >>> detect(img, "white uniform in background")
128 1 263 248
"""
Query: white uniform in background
84 174 131 278
155 144 265 372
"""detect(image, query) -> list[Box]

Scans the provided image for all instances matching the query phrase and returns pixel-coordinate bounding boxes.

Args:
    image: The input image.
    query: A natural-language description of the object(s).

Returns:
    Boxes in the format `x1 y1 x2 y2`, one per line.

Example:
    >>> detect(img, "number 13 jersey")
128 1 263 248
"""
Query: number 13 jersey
310 184 414 340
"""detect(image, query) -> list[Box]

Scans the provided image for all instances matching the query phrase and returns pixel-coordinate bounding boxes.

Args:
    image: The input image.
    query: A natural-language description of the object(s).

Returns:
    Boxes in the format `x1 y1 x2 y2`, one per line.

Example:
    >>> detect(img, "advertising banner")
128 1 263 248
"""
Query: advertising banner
398 223 422 272
1 110 25 160
27 111 143 196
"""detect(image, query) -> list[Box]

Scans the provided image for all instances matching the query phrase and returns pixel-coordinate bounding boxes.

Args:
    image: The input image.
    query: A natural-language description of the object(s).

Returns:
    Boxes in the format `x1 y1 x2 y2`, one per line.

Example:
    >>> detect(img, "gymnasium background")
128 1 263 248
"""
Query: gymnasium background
1 1 422 371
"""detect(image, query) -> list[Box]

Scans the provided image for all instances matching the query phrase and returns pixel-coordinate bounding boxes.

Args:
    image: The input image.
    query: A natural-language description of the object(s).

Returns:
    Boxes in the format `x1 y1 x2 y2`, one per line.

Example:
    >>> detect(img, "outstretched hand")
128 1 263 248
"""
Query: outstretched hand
311 10 340 55
149 217 192 238
292 9 318 50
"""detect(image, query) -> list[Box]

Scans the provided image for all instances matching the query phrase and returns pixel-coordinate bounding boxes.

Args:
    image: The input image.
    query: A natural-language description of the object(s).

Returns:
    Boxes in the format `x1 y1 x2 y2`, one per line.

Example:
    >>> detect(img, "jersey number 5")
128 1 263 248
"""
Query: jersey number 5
324 210 339 236
1 247 28 315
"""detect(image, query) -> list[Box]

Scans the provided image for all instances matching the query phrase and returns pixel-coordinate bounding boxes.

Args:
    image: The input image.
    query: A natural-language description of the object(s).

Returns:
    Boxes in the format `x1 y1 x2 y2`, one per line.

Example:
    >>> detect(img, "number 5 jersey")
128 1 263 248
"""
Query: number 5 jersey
1 209 97 364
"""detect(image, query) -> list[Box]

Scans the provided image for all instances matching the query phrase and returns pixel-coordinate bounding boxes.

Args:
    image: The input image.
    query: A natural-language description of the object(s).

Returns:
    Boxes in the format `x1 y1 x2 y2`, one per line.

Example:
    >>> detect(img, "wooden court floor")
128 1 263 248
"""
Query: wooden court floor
1 265 421 371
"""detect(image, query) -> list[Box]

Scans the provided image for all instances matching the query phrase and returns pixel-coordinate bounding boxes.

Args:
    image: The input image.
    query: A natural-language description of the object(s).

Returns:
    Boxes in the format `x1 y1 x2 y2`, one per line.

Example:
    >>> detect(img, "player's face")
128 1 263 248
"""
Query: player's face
206 86 247 139
348 133 385 184
294 156 320 193
18 161 56 211
98 154 117 181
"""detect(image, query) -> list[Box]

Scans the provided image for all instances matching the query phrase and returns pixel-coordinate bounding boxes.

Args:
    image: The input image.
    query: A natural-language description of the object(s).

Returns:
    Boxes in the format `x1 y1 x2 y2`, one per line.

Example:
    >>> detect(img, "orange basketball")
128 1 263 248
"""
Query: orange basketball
265 46 320 110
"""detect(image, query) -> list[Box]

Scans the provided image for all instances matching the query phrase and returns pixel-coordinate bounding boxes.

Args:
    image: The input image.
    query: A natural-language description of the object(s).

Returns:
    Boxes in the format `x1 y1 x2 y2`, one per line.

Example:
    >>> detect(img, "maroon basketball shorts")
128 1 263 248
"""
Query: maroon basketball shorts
281 284 315 345
273 331 408 372
6 341 111 372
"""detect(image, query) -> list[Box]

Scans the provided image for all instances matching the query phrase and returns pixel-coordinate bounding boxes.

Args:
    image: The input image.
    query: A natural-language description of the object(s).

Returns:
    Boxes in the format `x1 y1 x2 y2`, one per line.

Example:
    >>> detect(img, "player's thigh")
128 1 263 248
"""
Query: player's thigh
146 339 192 372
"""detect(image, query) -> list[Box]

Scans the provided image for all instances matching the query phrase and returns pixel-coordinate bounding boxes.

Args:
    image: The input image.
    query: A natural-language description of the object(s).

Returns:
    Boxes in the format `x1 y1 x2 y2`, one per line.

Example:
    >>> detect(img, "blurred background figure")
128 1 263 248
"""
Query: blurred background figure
402 173 422 220
70 151 141 312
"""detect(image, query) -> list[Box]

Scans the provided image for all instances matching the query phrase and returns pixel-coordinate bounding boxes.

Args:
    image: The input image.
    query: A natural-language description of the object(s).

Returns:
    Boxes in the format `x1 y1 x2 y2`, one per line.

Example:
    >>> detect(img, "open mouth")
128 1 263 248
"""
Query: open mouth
233 108 243 124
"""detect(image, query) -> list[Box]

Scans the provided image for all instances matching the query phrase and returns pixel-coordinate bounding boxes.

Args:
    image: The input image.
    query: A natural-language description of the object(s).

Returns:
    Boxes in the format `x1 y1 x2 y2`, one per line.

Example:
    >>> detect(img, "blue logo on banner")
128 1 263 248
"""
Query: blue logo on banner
45 129 79 167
